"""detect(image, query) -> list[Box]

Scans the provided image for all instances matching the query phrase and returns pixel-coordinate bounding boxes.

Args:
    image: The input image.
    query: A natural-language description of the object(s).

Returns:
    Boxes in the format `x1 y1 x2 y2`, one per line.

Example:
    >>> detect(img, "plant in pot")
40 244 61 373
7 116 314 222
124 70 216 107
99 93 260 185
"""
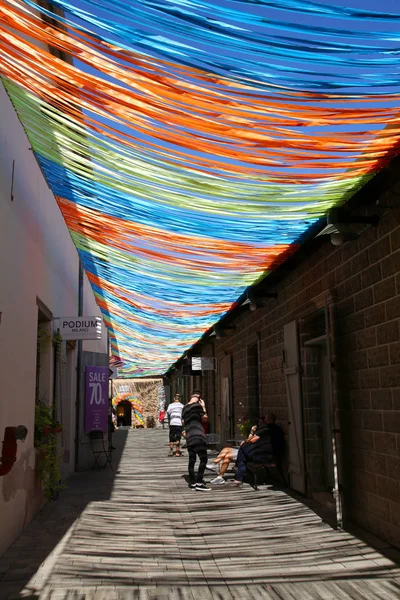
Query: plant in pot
237 416 253 438
34 402 63 500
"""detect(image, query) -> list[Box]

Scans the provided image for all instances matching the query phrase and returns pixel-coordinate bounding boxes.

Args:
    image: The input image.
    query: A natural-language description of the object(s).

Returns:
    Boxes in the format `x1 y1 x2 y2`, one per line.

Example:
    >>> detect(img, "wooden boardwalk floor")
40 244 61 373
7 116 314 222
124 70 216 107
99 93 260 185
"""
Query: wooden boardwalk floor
1 429 399 599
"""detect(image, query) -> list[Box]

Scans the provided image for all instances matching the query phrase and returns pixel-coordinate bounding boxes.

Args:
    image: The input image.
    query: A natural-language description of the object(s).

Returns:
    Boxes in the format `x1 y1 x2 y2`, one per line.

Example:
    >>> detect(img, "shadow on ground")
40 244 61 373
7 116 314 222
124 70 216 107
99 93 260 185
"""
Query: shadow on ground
0 429 129 600
0 429 399 600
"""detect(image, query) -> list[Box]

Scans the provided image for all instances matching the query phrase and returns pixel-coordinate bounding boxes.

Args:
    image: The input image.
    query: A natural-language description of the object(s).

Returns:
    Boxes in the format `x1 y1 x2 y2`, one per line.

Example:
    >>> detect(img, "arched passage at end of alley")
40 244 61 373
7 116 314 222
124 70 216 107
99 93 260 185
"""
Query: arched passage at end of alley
1 429 399 600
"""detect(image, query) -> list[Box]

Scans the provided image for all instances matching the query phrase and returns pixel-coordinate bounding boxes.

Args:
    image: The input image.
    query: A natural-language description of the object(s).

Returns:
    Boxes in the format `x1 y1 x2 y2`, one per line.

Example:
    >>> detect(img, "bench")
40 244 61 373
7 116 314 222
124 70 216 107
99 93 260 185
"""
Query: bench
246 458 286 490
89 430 113 470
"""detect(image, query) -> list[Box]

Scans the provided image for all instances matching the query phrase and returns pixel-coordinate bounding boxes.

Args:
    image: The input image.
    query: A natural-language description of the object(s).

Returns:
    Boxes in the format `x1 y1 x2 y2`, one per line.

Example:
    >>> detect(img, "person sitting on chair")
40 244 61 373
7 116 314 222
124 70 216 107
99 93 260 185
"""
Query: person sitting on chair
233 413 283 486
208 425 258 485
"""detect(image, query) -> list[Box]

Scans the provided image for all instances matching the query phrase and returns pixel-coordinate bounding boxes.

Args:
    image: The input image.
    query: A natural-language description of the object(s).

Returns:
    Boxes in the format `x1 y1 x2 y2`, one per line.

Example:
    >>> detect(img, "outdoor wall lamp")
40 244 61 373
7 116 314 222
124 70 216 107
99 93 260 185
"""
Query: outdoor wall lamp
213 325 223 339
242 289 278 311
317 207 379 246
0 426 28 477
213 324 235 339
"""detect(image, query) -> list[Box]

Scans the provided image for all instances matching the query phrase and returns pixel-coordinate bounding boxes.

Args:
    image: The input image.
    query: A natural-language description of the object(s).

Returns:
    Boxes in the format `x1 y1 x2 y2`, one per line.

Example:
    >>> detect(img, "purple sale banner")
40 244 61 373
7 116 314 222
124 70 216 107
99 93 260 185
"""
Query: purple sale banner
85 366 109 433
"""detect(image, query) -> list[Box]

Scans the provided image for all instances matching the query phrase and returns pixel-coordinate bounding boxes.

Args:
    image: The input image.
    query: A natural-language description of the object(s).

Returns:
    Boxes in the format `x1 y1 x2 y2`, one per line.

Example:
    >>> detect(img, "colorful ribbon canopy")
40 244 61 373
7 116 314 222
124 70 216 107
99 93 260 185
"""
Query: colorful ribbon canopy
1 0 399 376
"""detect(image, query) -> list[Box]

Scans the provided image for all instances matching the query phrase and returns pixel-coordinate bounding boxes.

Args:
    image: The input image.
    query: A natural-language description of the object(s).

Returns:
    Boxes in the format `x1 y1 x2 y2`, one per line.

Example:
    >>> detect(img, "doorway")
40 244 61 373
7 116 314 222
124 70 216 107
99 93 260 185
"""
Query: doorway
301 310 336 510
116 400 132 427
247 343 260 422
284 321 306 494
219 354 233 444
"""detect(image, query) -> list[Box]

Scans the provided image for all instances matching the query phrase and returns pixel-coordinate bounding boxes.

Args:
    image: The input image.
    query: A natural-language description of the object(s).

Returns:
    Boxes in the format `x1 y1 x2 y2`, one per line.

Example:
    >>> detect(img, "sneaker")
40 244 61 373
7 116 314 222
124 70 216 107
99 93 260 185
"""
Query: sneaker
175 451 183 457
205 463 218 471
168 450 174 457
195 483 211 492
188 482 197 489
210 476 225 485
232 480 243 487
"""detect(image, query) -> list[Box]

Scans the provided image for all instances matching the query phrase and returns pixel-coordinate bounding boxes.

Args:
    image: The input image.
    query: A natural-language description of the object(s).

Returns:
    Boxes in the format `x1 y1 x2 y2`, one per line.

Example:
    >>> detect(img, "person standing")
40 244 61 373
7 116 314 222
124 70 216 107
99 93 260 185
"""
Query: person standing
181 390 210 491
166 393 184 456
159 409 166 429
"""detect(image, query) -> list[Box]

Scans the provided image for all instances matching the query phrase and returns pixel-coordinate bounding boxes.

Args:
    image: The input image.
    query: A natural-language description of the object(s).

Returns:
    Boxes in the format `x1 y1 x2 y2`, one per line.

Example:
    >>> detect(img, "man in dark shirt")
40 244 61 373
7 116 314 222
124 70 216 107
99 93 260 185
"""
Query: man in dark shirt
233 413 284 485
181 390 210 491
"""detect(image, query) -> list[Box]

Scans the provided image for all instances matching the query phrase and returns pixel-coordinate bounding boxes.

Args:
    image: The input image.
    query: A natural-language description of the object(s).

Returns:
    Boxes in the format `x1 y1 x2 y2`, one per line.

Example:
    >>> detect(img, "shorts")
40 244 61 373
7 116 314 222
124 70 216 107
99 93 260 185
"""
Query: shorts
169 425 182 443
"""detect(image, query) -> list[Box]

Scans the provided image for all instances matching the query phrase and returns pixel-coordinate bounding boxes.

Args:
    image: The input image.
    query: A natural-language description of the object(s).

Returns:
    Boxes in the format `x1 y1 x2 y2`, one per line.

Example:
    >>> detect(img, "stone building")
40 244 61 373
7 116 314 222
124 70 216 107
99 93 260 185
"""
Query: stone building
165 166 400 549
111 378 163 427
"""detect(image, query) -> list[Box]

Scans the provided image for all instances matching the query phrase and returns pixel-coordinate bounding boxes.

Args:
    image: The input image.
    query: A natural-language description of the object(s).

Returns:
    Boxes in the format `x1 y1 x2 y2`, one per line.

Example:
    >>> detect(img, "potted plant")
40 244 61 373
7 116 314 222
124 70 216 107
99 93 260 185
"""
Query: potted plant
34 402 63 499
237 416 253 438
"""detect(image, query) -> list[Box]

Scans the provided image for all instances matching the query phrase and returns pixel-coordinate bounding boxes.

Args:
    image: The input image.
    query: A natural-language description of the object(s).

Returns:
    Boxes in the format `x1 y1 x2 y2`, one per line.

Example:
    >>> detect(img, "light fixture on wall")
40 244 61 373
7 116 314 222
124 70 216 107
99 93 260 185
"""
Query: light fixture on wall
317 207 379 246
213 324 223 339
212 324 235 339
241 288 277 311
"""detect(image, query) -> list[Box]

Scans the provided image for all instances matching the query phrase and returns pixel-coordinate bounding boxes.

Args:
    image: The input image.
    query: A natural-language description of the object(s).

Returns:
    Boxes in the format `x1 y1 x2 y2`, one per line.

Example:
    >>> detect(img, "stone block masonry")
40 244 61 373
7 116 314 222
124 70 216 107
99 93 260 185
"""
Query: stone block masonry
112 378 162 426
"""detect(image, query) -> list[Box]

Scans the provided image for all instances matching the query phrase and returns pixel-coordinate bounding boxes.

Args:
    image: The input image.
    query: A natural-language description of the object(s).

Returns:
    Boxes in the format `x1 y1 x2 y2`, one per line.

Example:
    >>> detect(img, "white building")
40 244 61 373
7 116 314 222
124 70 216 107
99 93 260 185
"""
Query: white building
0 80 108 556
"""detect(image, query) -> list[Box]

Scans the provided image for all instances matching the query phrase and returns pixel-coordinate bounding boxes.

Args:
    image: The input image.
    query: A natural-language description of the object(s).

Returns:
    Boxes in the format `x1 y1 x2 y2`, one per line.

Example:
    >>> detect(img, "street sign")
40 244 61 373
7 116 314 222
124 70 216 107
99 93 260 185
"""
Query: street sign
109 367 118 380
56 316 102 340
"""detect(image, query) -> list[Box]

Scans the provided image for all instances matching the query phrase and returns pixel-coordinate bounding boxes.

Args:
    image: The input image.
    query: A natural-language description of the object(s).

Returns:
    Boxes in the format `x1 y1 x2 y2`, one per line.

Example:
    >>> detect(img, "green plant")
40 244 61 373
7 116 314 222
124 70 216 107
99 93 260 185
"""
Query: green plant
34 402 63 499
237 417 253 437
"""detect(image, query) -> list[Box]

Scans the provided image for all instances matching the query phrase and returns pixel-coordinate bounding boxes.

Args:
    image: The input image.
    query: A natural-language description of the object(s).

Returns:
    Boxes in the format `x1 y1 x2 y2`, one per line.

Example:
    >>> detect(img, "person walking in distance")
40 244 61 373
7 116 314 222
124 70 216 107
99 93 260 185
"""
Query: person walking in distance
166 393 184 456
181 390 210 491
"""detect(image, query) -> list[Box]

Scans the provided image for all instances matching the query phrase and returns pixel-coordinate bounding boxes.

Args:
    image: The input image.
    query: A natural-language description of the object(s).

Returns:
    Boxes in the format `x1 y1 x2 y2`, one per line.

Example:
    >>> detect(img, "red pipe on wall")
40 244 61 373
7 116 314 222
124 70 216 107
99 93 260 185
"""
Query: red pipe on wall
0 427 18 476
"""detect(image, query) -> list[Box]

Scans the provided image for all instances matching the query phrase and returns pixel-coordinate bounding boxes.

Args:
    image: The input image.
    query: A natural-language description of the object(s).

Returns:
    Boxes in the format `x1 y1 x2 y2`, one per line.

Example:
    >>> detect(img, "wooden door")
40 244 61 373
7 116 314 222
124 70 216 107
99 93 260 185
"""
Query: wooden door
219 355 233 444
283 321 306 494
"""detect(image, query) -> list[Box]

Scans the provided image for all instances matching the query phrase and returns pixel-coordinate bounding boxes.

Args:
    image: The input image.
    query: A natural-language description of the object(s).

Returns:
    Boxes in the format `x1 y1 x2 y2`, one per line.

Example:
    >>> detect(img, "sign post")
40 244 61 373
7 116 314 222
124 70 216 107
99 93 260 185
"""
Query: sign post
84 366 108 433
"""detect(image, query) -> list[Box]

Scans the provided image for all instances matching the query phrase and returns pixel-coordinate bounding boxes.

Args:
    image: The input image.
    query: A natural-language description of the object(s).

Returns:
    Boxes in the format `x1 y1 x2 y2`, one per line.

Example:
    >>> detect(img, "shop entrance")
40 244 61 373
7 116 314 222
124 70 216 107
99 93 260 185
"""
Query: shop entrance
116 400 132 427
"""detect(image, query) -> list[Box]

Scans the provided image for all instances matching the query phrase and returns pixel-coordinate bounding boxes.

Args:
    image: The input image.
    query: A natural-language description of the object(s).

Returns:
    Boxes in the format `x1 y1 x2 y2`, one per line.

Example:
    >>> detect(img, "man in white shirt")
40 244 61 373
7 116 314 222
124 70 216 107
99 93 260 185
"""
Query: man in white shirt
166 394 184 456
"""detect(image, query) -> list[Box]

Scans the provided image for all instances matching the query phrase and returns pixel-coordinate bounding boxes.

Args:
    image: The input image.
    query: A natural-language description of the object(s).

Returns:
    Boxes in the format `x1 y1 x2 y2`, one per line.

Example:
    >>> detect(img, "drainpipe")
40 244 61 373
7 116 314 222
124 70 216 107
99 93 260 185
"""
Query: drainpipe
74 259 84 472
325 298 343 530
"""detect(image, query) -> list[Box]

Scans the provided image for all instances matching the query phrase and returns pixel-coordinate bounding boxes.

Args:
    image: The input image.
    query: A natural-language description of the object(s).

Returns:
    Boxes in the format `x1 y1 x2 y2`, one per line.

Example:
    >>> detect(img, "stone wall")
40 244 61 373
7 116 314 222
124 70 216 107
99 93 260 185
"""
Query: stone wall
167 190 400 548
112 378 163 427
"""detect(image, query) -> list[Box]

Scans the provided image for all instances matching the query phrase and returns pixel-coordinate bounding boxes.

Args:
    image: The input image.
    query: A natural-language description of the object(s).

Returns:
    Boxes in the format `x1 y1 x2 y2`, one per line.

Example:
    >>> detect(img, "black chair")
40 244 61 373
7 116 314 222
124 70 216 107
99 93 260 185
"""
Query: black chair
245 444 286 490
246 459 275 490
89 430 113 470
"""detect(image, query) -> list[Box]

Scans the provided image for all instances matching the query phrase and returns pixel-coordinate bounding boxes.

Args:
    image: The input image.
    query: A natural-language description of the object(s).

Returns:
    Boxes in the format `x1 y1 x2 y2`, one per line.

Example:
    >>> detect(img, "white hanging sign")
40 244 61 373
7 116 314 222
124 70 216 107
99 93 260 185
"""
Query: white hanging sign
56 316 102 340
191 357 215 371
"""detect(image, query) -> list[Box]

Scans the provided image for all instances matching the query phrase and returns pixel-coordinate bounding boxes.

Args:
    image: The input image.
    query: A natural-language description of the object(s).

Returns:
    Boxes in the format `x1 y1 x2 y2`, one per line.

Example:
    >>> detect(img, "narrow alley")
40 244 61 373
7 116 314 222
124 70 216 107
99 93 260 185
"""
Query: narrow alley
1 429 399 600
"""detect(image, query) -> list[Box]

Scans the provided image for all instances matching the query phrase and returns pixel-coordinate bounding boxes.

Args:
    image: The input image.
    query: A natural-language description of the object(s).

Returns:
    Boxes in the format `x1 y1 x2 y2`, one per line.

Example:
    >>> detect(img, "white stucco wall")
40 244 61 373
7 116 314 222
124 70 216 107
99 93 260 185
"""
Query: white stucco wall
0 81 107 557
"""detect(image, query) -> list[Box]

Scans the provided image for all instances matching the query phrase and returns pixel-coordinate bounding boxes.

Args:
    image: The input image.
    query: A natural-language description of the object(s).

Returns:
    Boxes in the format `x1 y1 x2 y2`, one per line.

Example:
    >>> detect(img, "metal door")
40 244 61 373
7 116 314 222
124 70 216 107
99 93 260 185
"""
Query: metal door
283 321 306 494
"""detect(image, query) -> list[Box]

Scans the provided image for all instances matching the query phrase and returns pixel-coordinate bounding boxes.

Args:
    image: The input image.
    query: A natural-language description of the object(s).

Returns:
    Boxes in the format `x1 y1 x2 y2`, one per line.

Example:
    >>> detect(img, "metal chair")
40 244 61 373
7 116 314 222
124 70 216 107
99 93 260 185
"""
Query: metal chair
89 430 113 470
246 453 286 490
